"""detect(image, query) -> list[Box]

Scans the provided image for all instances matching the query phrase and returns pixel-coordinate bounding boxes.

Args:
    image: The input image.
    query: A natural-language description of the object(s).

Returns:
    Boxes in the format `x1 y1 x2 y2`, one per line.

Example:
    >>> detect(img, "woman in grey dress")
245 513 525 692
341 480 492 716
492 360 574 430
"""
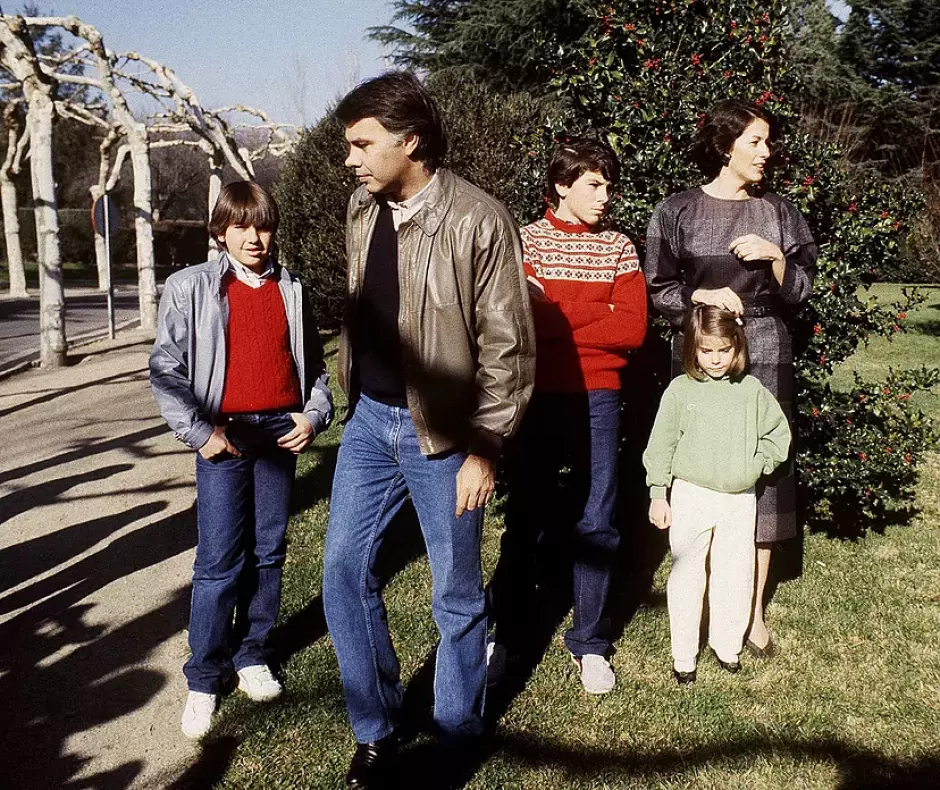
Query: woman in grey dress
644 99 817 656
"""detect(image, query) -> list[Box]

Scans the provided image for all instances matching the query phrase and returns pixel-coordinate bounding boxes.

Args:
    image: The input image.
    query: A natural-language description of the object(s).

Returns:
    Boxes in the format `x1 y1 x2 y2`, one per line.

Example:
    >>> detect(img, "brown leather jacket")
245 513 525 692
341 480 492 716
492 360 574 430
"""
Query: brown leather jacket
339 168 535 458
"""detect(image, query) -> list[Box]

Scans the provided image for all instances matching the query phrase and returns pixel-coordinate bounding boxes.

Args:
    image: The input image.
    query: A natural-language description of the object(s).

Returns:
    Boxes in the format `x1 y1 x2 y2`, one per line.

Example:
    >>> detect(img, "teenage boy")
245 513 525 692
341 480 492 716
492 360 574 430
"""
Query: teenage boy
150 181 333 739
488 139 647 694
325 71 534 788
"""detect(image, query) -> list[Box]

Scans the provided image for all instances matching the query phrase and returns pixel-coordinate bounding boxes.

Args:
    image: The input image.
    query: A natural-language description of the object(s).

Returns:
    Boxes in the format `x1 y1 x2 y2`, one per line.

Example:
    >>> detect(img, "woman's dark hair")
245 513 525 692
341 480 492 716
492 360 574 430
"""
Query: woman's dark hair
682 304 749 381
692 99 776 178
209 181 279 240
546 137 620 206
335 71 448 170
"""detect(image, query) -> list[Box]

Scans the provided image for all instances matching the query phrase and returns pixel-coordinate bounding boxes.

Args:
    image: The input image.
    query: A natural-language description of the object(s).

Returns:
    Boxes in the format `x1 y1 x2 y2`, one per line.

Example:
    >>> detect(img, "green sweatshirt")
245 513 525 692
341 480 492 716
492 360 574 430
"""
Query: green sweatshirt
643 374 791 500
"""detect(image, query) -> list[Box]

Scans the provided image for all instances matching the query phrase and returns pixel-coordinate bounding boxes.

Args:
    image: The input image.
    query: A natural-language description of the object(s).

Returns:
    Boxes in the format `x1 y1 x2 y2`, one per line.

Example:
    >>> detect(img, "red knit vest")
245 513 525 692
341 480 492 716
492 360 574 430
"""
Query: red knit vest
220 274 301 414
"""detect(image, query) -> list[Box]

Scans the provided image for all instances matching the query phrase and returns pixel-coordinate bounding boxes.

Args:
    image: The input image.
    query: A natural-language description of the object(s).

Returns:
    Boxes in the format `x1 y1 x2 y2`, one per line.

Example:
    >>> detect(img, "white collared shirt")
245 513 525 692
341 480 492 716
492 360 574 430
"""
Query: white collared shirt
225 253 275 289
387 173 437 231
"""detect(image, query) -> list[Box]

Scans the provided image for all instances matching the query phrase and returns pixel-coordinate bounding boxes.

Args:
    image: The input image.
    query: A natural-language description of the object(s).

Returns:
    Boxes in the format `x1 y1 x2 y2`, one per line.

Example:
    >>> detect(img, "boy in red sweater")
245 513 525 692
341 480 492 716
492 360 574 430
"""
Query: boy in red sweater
150 182 332 739
488 139 647 693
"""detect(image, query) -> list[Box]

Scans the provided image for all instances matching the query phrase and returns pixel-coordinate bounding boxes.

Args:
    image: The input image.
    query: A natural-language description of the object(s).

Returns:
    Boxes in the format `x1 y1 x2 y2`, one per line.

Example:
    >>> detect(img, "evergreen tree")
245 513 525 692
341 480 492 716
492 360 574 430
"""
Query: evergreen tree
369 0 592 93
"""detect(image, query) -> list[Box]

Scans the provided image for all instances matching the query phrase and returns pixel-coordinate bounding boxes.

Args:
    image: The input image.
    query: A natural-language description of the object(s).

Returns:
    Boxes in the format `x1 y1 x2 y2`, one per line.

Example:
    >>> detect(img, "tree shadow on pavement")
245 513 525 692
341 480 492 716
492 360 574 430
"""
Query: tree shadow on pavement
0 586 192 790
0 463 136 523
0 423 170 485
0 500 168 595
0 368 150 420
0 505 198 789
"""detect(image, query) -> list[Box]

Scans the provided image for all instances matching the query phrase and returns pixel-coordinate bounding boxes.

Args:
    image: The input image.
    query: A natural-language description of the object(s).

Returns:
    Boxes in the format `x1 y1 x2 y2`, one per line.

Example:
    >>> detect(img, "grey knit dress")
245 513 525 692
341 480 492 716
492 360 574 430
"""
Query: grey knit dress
645 187 817 542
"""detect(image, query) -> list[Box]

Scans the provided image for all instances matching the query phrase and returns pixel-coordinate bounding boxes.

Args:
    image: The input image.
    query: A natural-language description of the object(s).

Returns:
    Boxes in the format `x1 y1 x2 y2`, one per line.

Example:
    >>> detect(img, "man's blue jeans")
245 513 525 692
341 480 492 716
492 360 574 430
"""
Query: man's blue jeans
491 389 621 656
323 395 487 744
185 412 297 694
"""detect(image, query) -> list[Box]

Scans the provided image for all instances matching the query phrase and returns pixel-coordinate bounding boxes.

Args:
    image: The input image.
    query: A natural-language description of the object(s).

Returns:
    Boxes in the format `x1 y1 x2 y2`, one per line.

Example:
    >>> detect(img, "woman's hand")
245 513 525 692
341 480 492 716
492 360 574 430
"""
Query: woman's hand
691 286 744 316
729 234 784 266
649 498 672 530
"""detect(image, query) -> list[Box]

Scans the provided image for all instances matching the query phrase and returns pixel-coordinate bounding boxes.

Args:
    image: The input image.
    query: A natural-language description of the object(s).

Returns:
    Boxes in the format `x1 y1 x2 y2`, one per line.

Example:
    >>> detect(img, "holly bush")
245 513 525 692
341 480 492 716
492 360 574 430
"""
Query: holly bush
529 0 938 535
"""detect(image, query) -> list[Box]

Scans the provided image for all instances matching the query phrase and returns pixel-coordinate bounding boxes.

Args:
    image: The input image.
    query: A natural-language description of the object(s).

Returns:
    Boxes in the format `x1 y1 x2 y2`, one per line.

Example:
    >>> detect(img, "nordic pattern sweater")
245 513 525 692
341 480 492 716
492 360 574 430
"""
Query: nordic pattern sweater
521 210 647 392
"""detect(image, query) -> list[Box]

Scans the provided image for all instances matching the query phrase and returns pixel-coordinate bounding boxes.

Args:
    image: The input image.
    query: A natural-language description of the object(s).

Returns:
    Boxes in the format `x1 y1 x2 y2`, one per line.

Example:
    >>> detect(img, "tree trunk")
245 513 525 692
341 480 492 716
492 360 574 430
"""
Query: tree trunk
1 120 28 297
1 175 27 297
128 134 158 331
91 185 108 291
29 95 66 367
207 151 223 260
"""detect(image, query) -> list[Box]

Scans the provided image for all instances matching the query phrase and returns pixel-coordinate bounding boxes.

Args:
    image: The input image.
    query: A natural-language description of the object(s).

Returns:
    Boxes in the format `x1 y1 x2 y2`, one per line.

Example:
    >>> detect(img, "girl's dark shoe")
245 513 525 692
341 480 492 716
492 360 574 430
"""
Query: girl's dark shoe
711 649 741 674
673 668 697 685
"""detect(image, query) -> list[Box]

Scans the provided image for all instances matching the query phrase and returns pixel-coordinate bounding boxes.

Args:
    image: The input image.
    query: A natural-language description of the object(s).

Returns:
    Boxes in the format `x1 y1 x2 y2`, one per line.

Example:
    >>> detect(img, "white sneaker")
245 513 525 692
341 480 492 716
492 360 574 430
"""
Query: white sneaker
486 639 508 687
575 654 616 695
237 664 283 702
181 691 219 740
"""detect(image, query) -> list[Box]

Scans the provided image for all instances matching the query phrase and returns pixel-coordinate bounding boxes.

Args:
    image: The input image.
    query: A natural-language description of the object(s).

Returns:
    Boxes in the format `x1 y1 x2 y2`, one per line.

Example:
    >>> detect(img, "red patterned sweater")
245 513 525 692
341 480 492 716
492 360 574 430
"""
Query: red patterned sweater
521 209 648 392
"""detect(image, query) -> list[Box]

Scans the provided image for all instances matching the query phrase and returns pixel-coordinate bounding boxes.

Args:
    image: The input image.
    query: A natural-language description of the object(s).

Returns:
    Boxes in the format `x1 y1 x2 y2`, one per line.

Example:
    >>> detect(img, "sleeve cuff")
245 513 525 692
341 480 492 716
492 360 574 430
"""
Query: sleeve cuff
184 421 214 452
468 427 503 461
650 485 668 500
771 255 800 302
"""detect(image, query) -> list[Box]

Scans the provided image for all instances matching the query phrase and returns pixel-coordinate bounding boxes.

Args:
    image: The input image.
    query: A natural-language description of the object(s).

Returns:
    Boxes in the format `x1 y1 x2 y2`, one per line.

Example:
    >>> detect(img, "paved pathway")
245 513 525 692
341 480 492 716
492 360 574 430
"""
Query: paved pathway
0 330 200 789
0 287 141 373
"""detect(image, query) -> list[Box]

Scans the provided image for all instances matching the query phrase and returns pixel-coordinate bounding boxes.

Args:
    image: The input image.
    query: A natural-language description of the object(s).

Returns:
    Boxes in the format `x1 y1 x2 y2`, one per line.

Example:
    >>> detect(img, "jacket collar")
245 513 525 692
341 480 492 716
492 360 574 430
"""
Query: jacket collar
355 168 455 236
214 251 289 295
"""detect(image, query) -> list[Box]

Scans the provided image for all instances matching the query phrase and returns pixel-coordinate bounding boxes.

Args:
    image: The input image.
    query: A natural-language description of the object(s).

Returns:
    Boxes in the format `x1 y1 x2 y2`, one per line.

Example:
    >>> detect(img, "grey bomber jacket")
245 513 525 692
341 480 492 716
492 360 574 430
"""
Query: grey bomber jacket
340 168 535 458
150 254 333 451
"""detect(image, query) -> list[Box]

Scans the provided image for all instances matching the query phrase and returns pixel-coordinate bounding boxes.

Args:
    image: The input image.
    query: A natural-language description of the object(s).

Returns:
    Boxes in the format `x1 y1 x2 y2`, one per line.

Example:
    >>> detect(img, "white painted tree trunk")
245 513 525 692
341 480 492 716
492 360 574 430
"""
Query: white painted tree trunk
90 133 124 291
128 137 157 331
1 175 27 296
0 16 66 367
29 95 66 367
207 151 223 260
1 113 28 297
1 177 27 297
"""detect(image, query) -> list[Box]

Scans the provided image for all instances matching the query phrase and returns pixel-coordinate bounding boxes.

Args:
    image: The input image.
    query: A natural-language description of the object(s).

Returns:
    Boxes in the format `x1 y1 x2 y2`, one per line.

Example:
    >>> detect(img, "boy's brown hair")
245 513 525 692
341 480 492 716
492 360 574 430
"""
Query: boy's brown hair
681 304 749 381
208 181 280 242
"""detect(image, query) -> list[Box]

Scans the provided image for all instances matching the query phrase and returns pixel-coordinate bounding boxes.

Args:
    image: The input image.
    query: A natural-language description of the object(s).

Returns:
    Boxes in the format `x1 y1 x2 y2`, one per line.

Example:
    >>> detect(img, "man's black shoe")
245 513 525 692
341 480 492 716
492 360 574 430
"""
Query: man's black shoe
346 735 397 789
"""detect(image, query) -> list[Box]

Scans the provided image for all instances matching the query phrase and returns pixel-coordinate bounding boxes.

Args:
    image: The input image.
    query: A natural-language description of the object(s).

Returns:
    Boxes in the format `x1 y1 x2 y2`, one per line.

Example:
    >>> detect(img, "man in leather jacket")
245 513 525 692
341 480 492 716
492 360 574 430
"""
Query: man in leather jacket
322 71 535 788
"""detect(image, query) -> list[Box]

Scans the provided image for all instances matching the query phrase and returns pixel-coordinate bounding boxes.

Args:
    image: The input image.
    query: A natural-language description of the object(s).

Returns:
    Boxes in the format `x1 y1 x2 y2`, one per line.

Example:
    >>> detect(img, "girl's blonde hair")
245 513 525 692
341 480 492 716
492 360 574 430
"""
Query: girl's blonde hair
681 304 748 381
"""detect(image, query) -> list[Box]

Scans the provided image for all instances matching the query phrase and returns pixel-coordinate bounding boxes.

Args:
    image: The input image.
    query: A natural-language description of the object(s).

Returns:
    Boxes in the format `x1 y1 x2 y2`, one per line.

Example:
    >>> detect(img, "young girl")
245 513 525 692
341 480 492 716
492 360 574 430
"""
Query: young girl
643 305 790 684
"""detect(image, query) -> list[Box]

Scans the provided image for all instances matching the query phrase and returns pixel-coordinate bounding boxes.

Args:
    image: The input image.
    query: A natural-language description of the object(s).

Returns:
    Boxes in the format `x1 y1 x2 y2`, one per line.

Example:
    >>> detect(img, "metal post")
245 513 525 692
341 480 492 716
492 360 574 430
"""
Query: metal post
104 192 115 339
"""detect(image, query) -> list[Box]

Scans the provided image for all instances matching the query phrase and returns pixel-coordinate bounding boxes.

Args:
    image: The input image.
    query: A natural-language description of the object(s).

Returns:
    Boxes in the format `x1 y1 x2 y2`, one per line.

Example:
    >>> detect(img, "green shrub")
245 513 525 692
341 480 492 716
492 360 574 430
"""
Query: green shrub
275 112 352 331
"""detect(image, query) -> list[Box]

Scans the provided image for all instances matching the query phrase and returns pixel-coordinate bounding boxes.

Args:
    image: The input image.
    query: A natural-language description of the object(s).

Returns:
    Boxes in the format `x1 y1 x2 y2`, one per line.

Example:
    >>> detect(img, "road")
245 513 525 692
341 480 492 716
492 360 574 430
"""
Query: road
0 287 141 370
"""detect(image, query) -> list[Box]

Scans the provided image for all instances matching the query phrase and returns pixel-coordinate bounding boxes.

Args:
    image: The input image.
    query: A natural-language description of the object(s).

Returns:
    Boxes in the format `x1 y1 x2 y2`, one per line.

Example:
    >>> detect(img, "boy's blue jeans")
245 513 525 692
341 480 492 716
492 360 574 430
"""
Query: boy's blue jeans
184 412 297 694
491 389 621 657
323 395 487 744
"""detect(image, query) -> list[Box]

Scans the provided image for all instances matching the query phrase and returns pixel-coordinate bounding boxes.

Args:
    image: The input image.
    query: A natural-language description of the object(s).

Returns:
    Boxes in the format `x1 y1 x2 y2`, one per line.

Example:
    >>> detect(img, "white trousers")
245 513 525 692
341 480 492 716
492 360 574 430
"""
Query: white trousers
667 478 756 672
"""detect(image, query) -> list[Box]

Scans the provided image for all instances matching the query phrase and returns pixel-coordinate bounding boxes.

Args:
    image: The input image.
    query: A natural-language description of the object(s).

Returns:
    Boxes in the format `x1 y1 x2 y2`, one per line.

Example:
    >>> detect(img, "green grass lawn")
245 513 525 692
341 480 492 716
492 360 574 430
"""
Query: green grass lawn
830 283 940 422
197 286 940 790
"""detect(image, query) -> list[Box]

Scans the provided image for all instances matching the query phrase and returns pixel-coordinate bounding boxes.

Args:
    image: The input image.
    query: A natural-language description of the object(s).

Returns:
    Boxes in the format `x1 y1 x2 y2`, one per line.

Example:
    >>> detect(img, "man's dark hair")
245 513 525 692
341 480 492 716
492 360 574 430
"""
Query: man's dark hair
692 99 776 177
546 137 620 207
208 180 279 240
335 71 448 170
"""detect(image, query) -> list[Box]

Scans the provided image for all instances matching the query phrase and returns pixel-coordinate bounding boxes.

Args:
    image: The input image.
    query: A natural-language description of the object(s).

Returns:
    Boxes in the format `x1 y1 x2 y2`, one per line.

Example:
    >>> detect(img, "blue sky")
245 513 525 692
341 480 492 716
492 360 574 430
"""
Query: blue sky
19 1 852 128
29 0 396 125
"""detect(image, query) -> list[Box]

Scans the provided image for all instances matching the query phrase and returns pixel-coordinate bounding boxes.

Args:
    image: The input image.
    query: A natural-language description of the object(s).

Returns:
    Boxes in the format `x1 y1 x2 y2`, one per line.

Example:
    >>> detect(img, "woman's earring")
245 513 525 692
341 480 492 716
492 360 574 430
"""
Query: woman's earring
721 152 732 166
